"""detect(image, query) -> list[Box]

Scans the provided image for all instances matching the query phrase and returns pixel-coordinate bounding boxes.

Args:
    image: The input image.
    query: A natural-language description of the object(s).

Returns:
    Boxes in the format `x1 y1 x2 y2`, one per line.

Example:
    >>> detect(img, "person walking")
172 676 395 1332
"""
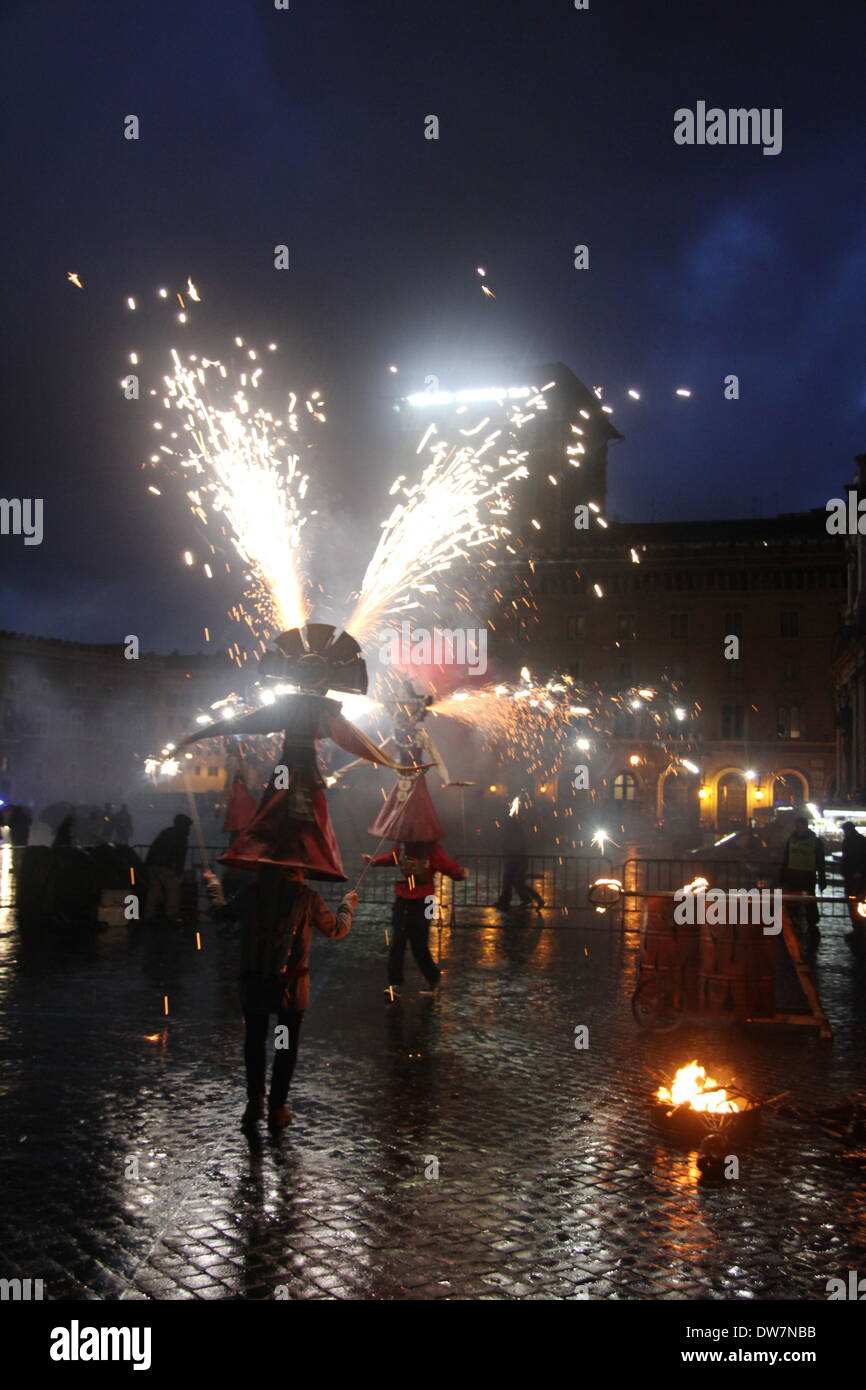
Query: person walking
209 865 357 1132
365 840 468 996
780 815 826 946
495 809 544 910
144 813 192 920
840 820 866 947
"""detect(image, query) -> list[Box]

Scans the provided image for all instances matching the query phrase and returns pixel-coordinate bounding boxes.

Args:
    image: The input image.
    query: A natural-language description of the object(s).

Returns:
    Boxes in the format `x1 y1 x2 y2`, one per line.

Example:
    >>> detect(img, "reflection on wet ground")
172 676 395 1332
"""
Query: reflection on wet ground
1 861 864 1300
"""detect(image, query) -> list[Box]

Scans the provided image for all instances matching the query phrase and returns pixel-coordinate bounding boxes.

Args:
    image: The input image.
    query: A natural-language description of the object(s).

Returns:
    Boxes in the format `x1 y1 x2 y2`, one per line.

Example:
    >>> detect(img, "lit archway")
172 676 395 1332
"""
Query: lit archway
717 770 747 831
772 769 808 808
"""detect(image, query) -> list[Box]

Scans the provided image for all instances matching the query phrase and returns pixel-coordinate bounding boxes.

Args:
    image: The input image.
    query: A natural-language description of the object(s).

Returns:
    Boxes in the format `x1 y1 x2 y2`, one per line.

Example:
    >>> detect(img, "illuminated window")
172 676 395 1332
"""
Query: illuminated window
613 772 637 802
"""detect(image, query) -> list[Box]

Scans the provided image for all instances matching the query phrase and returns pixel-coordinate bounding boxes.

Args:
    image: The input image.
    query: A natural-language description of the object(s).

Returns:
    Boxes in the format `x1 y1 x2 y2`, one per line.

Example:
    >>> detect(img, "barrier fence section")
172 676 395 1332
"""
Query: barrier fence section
173 849 612 913
621 858 850 920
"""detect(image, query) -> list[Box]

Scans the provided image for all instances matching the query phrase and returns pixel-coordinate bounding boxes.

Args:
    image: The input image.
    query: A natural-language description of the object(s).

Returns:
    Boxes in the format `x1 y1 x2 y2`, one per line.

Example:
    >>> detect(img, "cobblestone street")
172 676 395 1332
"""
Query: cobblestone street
1 891 865 1302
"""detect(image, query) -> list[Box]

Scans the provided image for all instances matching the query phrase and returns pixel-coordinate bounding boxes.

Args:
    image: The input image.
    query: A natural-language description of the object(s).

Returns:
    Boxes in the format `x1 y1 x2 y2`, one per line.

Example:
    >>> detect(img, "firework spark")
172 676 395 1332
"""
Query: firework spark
345 426 531 645
149 344 320 642
434 673 589 778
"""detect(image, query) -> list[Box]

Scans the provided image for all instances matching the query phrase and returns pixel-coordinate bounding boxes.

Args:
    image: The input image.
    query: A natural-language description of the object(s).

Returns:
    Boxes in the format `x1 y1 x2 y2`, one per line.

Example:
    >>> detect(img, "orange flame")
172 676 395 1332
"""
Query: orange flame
657 1060 741 1114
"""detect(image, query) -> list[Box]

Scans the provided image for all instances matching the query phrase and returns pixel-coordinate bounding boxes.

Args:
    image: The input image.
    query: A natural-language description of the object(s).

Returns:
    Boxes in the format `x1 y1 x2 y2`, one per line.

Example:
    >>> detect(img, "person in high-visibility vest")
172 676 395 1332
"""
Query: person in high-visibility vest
780 815 826 940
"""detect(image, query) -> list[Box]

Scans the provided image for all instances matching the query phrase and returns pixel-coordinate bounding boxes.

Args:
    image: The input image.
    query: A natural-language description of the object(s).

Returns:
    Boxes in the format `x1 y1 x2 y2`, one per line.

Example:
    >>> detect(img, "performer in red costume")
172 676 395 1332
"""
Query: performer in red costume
177 626 422 881
334 681 452 844
364 840 468 995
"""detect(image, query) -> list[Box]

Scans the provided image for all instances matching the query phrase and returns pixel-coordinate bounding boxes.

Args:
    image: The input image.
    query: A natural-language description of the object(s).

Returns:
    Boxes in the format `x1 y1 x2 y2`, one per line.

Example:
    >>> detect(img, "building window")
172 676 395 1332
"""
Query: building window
613 772 637 802
208 766 219 777
73 683 83 697
780 611 800 638
565 614 585 640
721 704 745 739
618 660 633 683
783 660 799 682
34 708 48 735
777 705 802 739
724 611 743 638
617 614 636 641
569 660 582 680
614 708 636 737
671 613 689 640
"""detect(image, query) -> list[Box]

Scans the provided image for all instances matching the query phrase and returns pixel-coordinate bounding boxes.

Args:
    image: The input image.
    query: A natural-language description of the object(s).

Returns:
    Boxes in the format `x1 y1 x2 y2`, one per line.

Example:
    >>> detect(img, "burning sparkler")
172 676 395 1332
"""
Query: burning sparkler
345 429 530 646
155 347 316 640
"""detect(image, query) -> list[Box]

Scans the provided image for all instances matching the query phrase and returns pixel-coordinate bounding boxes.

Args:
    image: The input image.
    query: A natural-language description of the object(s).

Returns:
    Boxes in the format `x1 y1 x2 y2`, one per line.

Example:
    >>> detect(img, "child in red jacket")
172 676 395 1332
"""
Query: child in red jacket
364 841 468 995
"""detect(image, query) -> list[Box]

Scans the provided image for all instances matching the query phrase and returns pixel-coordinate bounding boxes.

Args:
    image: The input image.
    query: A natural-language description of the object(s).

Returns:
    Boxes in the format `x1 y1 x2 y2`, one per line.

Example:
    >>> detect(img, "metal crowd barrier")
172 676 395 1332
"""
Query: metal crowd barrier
619 858 850 920
156 848 613 912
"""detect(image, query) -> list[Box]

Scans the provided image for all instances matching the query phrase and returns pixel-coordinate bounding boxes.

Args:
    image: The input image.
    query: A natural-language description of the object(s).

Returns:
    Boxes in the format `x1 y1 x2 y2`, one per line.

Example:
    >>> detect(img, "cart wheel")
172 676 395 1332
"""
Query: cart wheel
632 976 685 1033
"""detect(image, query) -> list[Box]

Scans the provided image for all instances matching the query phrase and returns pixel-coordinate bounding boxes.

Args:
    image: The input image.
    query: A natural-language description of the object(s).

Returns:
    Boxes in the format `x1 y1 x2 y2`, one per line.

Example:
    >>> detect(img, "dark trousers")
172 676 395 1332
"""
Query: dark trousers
496 856 543 907
388 897 440 986
781 872 820 931
243 1008 304 1106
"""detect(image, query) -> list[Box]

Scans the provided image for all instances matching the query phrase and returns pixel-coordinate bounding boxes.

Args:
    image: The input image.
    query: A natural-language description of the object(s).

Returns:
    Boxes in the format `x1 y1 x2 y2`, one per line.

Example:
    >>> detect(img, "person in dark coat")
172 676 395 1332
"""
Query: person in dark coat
840 820 866 946
496 811 544 910
144 814 192 920
209 865 357 1132
780 815 826 941
52 813 75 848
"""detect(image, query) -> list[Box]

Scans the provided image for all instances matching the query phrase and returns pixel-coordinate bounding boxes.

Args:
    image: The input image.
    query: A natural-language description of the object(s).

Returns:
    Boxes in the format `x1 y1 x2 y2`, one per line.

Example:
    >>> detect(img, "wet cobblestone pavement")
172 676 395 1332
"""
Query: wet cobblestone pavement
1 891 865 1302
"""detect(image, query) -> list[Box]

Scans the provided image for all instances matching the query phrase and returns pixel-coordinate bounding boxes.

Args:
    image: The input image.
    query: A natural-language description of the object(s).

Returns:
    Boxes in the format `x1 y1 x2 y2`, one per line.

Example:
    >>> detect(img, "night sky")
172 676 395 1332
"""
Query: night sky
1 0 864 651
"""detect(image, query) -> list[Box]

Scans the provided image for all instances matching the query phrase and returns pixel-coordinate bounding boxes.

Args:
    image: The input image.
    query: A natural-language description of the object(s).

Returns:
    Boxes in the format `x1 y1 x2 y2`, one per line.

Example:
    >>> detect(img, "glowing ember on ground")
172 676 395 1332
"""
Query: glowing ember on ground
657 1061 741 1114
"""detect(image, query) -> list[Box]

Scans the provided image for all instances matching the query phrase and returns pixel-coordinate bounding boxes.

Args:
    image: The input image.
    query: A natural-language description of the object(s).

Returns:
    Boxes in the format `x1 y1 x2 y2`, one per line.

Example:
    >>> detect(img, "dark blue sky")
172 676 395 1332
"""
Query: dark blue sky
1 0 864 650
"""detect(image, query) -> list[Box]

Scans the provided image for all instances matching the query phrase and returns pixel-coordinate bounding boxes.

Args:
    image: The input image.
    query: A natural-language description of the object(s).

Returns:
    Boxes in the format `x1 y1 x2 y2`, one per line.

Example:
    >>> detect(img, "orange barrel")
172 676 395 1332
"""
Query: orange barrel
698 902 775 1019
638 894 700 1011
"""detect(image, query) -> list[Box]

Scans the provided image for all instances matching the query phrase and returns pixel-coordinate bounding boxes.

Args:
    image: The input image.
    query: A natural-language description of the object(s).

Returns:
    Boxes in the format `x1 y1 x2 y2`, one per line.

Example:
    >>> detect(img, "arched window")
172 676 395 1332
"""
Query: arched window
613 772 637 802
773 771 807 807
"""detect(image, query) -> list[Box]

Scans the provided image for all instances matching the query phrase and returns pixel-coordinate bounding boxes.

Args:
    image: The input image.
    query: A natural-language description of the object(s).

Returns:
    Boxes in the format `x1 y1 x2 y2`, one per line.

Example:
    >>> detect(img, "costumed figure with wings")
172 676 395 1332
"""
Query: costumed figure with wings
177 626 422 881
334 680 452 843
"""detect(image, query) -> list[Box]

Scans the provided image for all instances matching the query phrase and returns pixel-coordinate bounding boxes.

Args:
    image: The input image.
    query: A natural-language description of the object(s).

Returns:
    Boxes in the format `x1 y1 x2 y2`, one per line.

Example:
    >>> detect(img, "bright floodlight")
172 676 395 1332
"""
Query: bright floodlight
406 385 532 407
